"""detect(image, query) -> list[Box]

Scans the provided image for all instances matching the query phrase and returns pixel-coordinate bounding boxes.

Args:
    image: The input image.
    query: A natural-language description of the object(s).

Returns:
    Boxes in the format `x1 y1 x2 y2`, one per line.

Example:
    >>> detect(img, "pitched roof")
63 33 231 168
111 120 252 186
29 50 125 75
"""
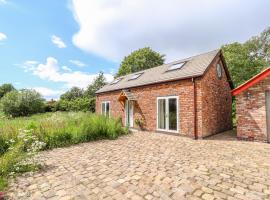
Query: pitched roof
232 67 270 96
96 49 222 94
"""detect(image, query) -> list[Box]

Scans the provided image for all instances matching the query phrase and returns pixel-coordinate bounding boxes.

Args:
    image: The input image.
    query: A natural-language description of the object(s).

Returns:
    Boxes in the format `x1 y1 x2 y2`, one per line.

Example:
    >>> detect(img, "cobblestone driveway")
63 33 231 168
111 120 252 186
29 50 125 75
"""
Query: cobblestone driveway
7 131 270 200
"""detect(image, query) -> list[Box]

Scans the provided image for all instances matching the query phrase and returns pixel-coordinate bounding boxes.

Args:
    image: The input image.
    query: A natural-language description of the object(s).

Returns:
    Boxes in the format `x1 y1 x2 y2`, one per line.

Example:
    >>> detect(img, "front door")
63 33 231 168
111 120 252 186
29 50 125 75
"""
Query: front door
157 96 178 133
125 100 133 127
266 91 270 143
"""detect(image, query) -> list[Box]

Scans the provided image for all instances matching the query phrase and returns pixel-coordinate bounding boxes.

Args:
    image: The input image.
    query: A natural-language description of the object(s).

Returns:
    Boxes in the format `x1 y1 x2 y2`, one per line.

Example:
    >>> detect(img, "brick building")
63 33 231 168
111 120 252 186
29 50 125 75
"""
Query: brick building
232 67 270 142
96 50 233 139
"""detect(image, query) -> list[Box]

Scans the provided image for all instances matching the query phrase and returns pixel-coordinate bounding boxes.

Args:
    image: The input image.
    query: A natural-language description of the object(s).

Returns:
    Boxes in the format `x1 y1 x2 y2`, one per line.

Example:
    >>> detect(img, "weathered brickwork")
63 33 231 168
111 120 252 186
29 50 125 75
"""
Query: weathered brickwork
96 79 196 138
200 56 233 137
236 76 270 142
96 54 232 138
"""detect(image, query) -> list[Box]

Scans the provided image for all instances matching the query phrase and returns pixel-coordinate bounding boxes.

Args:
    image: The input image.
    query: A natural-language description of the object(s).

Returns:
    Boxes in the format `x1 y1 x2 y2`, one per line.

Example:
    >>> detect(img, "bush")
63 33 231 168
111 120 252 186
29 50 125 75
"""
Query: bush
55 98 95 112
0 89 45 117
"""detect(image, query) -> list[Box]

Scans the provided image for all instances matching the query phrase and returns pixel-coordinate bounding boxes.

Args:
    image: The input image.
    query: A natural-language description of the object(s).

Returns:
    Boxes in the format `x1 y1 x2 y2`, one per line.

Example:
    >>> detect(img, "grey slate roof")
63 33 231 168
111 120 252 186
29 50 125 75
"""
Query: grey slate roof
96 49 220 94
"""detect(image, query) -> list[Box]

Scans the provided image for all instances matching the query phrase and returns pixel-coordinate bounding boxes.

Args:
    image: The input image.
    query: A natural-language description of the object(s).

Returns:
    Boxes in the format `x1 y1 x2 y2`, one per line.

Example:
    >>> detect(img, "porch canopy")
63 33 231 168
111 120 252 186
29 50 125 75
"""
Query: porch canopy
118 89 137 102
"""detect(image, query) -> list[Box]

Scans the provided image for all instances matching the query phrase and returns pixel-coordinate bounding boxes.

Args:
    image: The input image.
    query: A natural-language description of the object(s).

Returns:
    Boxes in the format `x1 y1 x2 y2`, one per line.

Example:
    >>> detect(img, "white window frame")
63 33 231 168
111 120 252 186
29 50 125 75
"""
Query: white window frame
101 101 110 117
156 96 179 133
125 100 134 127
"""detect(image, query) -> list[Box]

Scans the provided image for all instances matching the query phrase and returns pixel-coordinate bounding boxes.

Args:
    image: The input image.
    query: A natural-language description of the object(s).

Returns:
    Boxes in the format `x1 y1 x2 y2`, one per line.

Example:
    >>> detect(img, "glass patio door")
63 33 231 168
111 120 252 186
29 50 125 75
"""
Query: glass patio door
157 96 178 132
125 100 134 127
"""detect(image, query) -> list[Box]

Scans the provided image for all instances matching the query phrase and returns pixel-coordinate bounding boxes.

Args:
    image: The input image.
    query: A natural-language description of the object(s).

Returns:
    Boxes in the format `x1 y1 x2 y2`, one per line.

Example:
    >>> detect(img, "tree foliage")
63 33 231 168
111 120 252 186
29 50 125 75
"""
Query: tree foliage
0 84 15 99
116 47 165 77
60 87 84 101
56 72 107 112
0 89 45 117
222 27 270 87
84 72 107 98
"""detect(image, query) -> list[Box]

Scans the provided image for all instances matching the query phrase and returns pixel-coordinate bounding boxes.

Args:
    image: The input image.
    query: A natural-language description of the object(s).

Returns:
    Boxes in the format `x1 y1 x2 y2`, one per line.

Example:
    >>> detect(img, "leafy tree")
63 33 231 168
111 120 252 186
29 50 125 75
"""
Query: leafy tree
222 27 270 126
222 27 270 87
55 98 95 112
116 47 165 77
44 99 57 112
84 72 107 98
60 87 84 101
0 89 45 117
0 83 15 99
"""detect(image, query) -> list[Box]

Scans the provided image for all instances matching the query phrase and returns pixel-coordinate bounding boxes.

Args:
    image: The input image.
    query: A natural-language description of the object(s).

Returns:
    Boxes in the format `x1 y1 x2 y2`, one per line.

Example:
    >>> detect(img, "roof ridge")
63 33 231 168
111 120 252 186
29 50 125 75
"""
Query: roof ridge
97 49 221 94
114 49 220 79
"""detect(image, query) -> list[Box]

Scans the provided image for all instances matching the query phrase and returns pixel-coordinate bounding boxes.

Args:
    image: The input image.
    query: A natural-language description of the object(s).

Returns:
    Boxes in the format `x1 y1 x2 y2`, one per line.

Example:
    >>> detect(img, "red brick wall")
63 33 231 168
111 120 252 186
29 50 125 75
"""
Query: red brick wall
200 56 233 137
96 54 233 139
96 79 197 138
236 76 270 142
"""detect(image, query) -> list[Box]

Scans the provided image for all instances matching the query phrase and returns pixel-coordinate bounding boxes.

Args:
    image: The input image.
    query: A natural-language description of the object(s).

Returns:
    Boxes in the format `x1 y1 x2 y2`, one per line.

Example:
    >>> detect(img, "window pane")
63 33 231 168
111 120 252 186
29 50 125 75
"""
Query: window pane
106 102 110 117
158 99 166 129
169 98 177 131
102 103 106 115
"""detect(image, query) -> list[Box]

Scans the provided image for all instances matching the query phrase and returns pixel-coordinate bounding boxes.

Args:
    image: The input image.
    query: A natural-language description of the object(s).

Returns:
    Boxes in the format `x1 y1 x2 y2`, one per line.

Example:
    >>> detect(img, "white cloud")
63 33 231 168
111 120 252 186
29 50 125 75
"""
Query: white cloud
0 0 7 5
51 35 67 48
24 57 113 89
62 66 72 72
32 87 64 100
22 60 39 72
0 32 7 41
69 59 86 67
71 0 270 62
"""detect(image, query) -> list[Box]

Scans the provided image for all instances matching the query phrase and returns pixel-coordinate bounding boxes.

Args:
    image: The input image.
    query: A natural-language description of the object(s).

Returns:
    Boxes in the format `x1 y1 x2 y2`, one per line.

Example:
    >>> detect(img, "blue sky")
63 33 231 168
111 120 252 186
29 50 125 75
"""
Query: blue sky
0 0 116 99
0 0 270 99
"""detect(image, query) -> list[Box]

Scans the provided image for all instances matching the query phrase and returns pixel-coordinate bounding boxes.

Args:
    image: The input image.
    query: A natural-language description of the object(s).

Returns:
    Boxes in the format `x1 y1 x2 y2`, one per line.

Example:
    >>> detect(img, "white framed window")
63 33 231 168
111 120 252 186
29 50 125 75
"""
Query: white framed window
128 72 144 81
216 61 223 79
101 101 110 117
110 78 123 85
167 62 186 71
156 96 179 133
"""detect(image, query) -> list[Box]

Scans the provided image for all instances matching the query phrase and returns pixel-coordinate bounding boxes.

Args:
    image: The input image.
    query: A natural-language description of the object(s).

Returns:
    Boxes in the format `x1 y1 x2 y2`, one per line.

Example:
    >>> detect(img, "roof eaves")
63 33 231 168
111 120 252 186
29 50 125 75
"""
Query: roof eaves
232 67 270 96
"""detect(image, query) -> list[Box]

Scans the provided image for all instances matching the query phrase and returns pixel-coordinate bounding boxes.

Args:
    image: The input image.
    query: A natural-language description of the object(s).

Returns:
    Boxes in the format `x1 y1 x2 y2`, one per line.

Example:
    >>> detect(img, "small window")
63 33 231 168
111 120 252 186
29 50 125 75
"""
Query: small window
101 101 110 117
167 62 186 71
128 72 143 81
216 62 223 79
110 78 122 85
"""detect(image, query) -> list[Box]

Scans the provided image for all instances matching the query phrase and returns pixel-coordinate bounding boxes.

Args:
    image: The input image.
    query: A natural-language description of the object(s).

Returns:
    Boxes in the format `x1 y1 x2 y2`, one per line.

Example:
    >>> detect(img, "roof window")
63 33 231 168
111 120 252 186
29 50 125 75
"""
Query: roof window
167 62 186 71
128 72 143 81
110 78 123 85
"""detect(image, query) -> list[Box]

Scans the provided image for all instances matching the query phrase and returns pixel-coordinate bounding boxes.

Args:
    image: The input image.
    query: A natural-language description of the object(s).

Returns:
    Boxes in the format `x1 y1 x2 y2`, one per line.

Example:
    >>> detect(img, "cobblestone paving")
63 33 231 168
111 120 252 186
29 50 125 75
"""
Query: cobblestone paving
7 131 270 200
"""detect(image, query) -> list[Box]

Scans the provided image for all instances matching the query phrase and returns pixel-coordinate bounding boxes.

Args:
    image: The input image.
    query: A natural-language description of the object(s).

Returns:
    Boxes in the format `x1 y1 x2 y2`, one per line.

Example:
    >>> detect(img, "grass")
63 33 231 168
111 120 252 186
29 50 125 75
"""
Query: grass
0 112 128 191
0 112 128 152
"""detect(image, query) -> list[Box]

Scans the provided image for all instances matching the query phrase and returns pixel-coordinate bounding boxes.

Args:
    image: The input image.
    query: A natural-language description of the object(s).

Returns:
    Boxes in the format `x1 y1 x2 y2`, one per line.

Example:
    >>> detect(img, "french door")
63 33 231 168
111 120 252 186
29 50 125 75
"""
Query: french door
125 100 134 127
157 96 179 133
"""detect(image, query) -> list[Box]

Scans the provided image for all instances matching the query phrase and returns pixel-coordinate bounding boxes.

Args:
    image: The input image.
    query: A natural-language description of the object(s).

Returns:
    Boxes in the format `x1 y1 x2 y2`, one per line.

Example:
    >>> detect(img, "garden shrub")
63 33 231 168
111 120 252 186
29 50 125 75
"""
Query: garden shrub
0 89 45 117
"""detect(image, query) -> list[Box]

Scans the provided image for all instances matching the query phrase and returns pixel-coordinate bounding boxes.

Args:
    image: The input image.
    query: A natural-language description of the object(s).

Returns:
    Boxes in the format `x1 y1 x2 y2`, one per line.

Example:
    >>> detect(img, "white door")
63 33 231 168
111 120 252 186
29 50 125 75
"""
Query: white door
157 96 178 133
125 100 134 127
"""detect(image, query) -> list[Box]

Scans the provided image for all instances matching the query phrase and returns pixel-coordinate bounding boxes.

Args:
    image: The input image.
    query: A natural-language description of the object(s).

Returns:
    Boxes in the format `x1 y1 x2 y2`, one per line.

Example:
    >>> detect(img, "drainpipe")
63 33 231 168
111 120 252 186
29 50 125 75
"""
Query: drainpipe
192 78 198 140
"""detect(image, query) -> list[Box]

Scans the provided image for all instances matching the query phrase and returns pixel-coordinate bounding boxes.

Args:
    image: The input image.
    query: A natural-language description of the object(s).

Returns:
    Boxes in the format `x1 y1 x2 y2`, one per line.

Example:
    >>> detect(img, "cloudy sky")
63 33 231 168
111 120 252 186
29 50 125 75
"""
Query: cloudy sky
0 0 269 99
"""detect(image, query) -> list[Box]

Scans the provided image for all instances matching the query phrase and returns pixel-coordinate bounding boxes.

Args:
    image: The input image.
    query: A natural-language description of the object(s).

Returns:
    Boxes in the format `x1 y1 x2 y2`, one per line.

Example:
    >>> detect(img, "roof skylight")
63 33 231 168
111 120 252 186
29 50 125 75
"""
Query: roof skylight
167 62 186 71
110 78 123 84
128 72 143 81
